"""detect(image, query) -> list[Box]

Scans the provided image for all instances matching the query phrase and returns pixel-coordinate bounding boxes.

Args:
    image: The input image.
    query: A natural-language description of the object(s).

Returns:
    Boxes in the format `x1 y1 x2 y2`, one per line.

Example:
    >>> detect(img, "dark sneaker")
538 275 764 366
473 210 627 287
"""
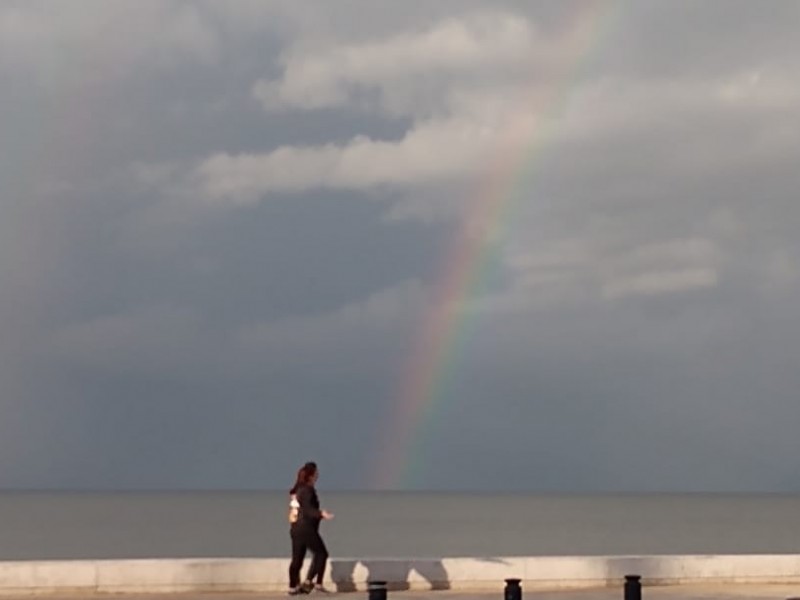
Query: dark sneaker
299 581 314 594
288 588 303 596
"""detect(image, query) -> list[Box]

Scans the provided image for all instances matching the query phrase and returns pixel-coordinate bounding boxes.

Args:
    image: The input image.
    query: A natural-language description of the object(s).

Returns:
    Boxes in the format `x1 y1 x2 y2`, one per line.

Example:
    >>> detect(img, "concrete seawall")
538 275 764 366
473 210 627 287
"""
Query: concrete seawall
3 555 800 595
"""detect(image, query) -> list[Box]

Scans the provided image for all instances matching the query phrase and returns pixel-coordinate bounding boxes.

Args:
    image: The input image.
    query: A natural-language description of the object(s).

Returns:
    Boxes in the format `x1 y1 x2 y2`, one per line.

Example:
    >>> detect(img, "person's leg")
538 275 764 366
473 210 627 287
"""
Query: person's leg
289 534 307 591
304 530 329 586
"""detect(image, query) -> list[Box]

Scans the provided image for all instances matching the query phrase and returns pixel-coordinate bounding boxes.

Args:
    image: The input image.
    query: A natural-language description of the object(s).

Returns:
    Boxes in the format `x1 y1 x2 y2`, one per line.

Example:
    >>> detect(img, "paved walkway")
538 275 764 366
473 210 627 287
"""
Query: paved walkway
5 584 800 600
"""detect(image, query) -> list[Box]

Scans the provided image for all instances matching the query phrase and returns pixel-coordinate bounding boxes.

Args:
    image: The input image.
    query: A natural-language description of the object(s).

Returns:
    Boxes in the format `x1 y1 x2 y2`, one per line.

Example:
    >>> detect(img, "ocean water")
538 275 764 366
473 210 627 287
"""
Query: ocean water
1 491 800 560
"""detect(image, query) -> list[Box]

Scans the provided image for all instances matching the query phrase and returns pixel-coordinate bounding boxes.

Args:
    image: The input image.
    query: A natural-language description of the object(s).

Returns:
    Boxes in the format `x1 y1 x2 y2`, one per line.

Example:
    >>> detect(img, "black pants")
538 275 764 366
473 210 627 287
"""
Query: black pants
289 528 329 588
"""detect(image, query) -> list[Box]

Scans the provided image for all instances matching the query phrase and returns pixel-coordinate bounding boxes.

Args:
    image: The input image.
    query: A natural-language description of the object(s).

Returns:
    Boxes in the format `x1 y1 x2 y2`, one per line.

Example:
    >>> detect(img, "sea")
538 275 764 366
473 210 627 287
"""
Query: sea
2 491 800 561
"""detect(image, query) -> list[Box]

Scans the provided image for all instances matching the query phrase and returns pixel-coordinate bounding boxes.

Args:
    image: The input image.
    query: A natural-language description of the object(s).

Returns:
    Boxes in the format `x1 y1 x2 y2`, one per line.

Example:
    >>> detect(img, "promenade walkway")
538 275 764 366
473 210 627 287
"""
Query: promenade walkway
3 584 800 600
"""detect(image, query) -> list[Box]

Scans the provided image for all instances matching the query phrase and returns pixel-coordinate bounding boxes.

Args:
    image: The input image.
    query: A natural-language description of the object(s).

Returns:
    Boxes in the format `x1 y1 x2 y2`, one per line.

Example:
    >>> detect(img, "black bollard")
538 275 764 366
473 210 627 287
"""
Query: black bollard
504 578 522 600
368 580 387 600
624 574 641 600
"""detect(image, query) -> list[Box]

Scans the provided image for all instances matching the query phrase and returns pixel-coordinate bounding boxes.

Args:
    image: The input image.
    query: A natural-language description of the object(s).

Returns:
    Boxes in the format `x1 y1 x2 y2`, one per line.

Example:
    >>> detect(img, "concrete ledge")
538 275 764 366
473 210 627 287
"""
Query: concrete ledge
3 555 800 595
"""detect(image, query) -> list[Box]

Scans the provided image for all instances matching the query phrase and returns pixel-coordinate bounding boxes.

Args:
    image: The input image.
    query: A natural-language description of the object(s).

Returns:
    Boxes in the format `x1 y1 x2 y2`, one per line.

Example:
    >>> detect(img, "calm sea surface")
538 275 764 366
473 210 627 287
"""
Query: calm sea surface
1 492 800 560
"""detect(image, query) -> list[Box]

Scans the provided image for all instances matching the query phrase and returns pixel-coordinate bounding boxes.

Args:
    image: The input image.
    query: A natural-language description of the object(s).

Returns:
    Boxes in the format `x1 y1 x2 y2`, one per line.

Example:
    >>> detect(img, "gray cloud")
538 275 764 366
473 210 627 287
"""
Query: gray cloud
1 1 799 491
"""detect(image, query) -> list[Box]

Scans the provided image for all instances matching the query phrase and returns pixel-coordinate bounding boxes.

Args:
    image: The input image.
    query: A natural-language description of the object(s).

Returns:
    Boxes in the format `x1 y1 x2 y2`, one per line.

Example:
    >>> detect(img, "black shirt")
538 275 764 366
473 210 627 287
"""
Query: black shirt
293 483 323 531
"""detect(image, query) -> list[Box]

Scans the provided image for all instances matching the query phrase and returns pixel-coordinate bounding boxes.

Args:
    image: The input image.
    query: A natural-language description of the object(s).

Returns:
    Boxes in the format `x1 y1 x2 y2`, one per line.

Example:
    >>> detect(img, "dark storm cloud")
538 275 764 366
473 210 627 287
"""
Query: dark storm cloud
1 1 798 490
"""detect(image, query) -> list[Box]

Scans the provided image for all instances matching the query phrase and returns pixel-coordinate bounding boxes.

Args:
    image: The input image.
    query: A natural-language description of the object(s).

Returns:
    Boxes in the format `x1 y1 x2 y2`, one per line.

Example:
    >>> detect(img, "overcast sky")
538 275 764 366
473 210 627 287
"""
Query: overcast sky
2 0 799 491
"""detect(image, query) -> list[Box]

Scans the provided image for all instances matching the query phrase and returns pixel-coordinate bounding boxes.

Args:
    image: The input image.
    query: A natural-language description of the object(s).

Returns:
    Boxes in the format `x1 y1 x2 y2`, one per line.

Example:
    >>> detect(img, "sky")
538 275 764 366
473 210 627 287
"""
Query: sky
1 0 799 492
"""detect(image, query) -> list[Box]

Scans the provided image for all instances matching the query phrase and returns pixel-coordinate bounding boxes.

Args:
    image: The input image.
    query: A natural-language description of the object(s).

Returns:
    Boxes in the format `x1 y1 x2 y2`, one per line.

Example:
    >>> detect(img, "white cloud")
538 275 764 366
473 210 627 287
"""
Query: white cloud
484 236 724 311
186 116 499 205
601 268 719 300
133 4 800 329
605 238 722 278
600 237 722 298
183 52 800 219
252 12 538 117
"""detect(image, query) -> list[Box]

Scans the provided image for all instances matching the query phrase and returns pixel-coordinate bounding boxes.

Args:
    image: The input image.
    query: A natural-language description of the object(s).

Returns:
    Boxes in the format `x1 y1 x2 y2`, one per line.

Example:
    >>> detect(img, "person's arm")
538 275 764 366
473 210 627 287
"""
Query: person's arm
316 489 333 519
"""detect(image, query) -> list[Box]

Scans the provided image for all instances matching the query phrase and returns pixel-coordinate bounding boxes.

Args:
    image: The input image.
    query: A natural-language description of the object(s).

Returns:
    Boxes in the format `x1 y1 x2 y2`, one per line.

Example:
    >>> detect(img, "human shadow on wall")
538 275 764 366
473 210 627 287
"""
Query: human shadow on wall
330 559 451 592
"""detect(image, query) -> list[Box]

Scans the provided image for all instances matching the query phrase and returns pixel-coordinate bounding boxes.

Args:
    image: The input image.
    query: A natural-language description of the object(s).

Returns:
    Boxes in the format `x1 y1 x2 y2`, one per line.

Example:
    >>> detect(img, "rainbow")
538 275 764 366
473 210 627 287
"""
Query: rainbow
371 1 623 489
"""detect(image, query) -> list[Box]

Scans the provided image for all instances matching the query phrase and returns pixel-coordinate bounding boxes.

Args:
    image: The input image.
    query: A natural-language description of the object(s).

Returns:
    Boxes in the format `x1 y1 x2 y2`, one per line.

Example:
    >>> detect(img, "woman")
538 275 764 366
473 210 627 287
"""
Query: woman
288 461 334 595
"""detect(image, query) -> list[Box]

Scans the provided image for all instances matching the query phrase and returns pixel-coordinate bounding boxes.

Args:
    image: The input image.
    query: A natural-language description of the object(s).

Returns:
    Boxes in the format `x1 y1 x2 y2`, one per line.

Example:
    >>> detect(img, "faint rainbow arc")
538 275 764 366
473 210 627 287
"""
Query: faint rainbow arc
371 1 623 489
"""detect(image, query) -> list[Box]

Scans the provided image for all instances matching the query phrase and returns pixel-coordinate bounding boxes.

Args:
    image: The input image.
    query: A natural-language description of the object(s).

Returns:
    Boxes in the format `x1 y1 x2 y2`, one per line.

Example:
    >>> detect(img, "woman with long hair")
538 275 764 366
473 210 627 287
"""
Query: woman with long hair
288 461 334 595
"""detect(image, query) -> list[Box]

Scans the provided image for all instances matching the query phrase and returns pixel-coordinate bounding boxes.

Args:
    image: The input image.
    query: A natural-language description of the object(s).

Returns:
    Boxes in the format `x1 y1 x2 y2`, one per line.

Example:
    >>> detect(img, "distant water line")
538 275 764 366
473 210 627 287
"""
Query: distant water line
2 491 800 560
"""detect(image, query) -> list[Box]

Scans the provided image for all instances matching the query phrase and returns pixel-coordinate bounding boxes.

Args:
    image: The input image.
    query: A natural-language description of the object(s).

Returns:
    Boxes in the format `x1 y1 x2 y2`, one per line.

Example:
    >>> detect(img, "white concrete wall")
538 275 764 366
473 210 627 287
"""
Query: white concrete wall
2 555 800 595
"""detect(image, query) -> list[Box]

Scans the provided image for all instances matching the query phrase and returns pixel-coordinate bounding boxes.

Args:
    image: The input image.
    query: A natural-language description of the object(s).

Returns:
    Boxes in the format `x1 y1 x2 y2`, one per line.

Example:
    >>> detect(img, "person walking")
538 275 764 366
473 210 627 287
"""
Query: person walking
288 461 334 595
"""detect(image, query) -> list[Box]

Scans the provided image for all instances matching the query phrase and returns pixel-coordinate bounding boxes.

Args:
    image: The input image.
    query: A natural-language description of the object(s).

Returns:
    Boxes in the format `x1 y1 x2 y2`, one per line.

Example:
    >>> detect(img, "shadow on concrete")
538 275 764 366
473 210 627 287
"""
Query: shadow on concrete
330 559 451 592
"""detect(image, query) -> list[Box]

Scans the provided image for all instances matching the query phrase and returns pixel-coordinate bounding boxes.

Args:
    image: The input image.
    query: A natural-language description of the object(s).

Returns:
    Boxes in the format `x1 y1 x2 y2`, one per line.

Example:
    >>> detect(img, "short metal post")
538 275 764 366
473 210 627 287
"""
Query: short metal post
504 578 522 600
624 574 641 600
368 580 387 600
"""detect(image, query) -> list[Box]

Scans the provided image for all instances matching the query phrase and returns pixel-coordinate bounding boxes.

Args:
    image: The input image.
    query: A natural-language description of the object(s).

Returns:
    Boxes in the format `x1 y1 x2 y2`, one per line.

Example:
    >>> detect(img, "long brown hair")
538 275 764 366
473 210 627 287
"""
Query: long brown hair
289 461 318 494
